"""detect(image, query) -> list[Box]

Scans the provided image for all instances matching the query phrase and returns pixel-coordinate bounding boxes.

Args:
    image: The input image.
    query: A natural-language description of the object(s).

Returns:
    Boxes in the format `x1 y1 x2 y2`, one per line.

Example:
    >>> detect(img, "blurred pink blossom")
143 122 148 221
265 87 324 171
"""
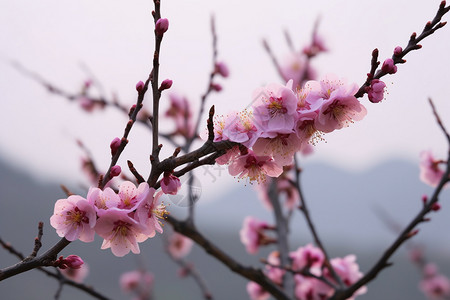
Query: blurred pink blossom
167 232 194 259
420 150 446 187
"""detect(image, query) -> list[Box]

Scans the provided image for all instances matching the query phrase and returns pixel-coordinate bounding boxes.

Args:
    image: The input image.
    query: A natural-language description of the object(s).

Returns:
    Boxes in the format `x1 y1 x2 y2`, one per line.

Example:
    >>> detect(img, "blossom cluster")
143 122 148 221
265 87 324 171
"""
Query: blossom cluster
214 75 368 184
50 181 167 257
247 245 367 300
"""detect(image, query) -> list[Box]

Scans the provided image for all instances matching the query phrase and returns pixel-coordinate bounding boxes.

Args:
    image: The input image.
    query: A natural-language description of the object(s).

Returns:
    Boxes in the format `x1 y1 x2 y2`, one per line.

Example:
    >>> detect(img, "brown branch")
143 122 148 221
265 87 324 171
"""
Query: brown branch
166 215 289 300
292 156 343 288
330 99 450 299
355 1 450 98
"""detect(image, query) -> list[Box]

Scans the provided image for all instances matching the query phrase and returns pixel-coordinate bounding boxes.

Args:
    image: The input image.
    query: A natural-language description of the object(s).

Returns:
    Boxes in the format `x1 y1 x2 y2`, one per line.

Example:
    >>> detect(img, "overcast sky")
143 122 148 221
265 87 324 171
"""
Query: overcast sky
0 0 449 196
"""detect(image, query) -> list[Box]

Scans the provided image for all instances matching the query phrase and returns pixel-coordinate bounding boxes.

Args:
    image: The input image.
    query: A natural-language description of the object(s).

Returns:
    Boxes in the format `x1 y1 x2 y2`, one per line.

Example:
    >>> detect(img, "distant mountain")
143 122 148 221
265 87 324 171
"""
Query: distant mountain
1 157 448 300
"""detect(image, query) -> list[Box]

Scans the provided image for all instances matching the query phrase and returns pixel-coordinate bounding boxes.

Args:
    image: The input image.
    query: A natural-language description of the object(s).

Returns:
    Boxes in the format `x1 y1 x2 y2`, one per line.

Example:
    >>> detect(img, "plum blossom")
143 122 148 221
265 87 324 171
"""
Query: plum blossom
290 244 324 276
419 263 450 299
228 149 283 184
120 270 154 300
419 150 447 187
280 52 315 90
117 181 149 211
95 209 147 257
160 172 182 195
50 195 96 242
247 282 270 300
330 255 367 298
55 255 84 270
252 133 302 166
315 89 367 133
87 186 120 215
215 61 230 77
240 216 274 254
222 110 261 148
265 251 285 285
167 232 194 259
252 80 298 137
135 188 167 238
294 275 333 300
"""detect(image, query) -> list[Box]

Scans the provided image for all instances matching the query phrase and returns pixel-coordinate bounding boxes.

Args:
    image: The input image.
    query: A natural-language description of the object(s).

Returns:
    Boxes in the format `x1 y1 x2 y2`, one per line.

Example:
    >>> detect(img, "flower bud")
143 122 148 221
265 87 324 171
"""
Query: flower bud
215 62 229 78
110 137 121 156
381 58 397 74
210 83 222 92
155 18 169 36
161 171 181 195
394 46 402 56
366 79 386 103
57 255 84 269
159 79 173 91
432 203 441 211
136 81 145 92
111 165 122 177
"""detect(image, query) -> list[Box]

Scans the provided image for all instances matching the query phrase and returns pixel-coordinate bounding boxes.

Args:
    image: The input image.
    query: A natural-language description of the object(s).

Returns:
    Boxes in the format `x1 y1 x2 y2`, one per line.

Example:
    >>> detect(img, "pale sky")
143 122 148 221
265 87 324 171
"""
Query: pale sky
0 0 449 197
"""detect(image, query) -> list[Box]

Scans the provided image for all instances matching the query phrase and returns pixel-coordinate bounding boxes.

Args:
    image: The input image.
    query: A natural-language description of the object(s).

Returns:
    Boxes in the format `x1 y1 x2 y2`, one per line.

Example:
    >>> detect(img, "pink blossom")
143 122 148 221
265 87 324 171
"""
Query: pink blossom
247 282 270 300
120 270 154 299
95 209 147 257
167 232 194 259
252 133 302 166
266 251 285 285
366 79 386 103
420 264 450 300
50 195 96 242
252 81 298 137
160 172 182 195
216 145 241 165
135 188 167 237
295 110 323 145
280 52 315 90
330 255 367 298
117 181 149 211
228 150 283 184
419 150 446 187
290 244 324 276
240 216 273 254
222 111 261 148
87 187 120 215
294 275 333 300
315 90 367 133
60 263 89 284
277 177 300 210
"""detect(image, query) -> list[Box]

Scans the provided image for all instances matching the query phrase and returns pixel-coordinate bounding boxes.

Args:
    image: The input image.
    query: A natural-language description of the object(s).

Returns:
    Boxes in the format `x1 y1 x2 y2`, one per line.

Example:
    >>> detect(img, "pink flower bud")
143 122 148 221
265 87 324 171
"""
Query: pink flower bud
210 83 222 92
110 137 121 156
57 255 84 269
381 58 397 74
155 18 169 36
432 203 441 211
159 79 173 91
111 165 121 177
215 62 230 78
136 81 144 92
422 194 428 204
366 79 386 103
394 46 402 56
161 172 181 195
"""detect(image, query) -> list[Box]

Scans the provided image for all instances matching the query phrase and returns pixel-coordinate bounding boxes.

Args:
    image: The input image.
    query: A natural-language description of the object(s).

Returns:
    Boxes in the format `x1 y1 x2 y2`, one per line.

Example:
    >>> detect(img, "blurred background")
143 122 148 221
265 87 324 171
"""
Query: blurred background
1 0 450 299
